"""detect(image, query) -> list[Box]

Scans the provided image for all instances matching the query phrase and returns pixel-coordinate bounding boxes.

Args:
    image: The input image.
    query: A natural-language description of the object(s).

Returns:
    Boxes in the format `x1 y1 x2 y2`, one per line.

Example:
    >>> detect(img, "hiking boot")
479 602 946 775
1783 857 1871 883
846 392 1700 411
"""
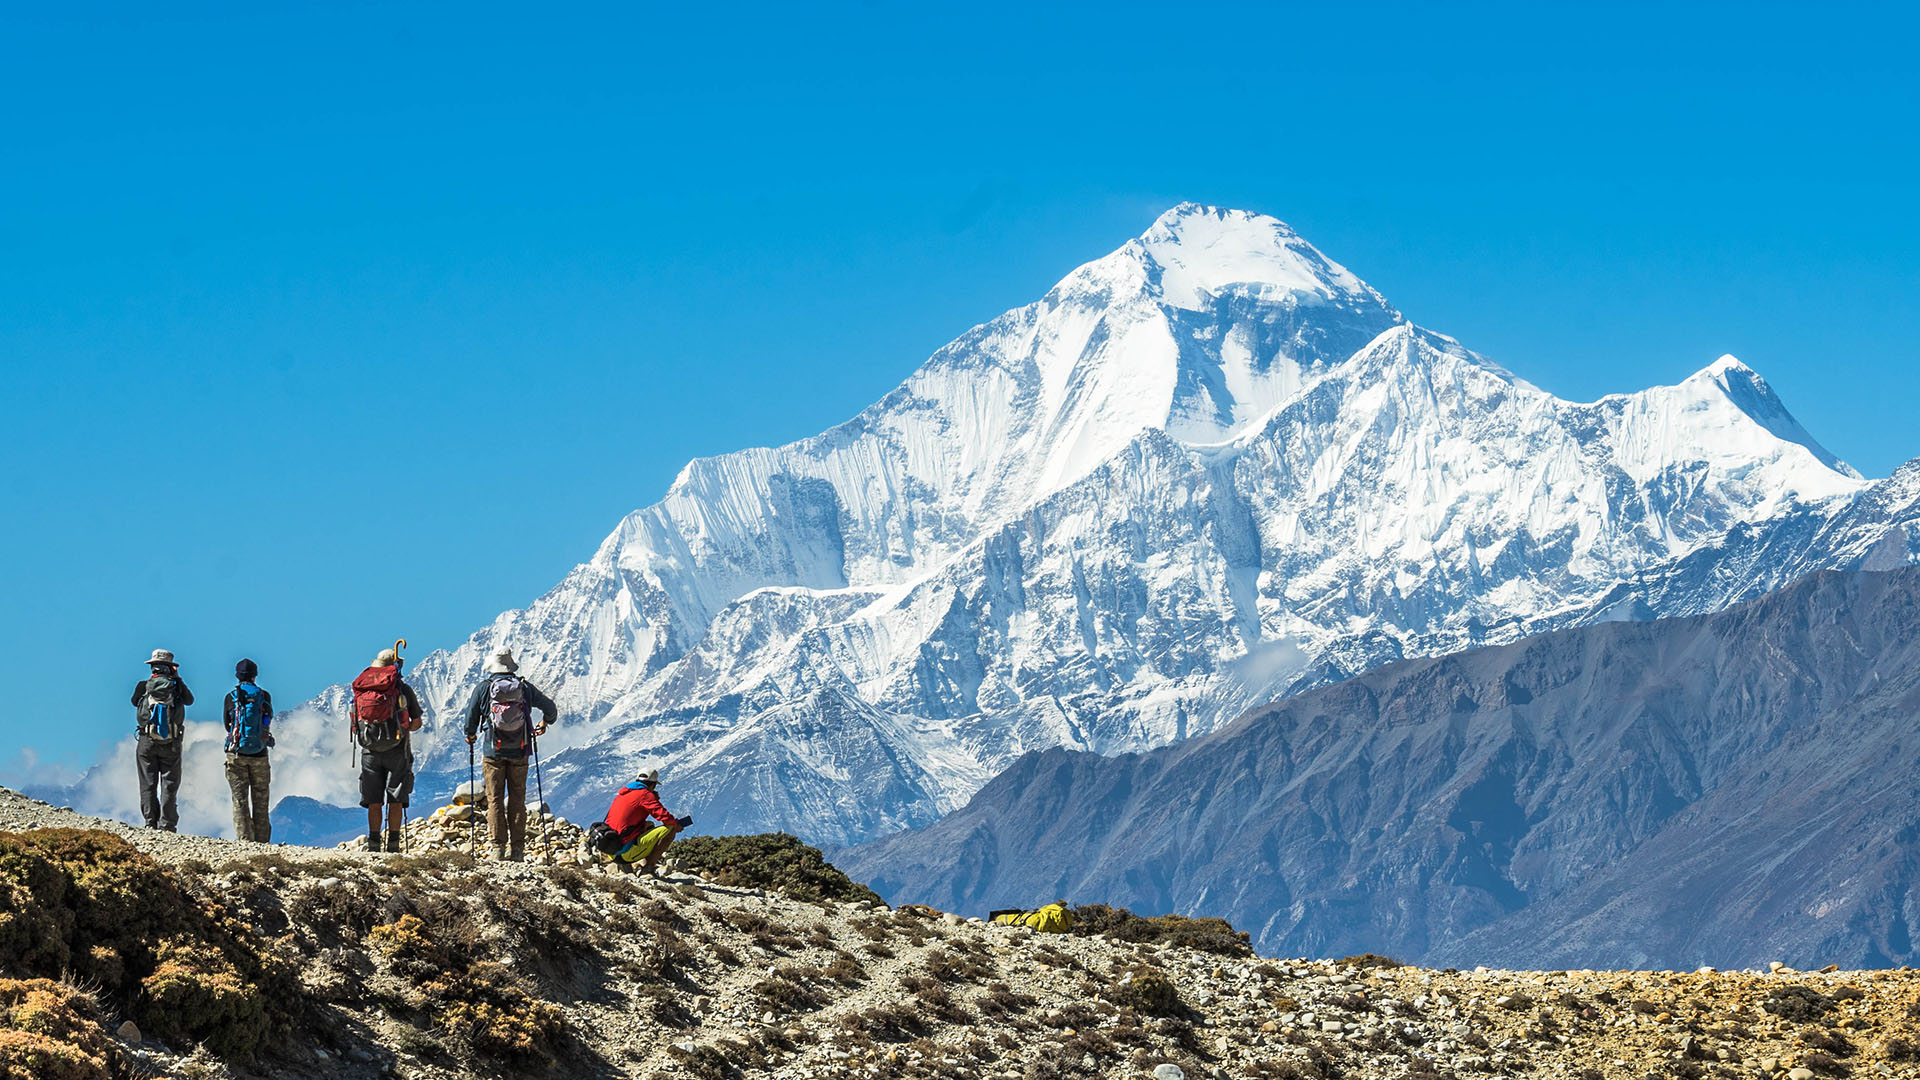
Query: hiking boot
492 845 507 862
386 829 403 854
507 844 525 863
367 833 383 853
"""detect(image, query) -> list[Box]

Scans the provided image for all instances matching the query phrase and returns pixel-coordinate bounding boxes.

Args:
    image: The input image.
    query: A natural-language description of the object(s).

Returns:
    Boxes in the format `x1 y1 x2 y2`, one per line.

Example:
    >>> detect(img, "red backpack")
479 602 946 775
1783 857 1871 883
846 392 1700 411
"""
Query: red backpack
351 665 406 750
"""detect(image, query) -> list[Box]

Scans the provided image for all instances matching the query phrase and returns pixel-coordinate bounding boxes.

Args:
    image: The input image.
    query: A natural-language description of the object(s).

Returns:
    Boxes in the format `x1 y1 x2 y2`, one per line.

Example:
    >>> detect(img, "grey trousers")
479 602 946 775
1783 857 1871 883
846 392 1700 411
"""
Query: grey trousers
136 734 183 829
224 753 271 842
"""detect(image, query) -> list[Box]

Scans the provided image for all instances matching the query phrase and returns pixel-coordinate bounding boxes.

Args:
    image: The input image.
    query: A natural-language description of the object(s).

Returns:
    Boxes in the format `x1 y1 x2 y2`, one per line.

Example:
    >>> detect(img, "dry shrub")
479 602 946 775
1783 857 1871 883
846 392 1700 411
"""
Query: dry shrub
1762 985 1834 1022
1067 903 1252 957
432 962 565 1062
838 1003 928 1042
1112 967 1180 1016
0 978 127 1080
822 952 866 986
752 972 827 1014
139 939 271 1057
365 913 568 1064
0 829 291 1058
1339 953 1405 969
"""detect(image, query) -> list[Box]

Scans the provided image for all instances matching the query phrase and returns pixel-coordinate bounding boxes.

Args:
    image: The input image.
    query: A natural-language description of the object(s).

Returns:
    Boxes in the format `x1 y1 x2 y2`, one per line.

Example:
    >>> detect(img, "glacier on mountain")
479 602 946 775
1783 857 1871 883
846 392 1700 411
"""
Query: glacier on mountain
300 204 1913 845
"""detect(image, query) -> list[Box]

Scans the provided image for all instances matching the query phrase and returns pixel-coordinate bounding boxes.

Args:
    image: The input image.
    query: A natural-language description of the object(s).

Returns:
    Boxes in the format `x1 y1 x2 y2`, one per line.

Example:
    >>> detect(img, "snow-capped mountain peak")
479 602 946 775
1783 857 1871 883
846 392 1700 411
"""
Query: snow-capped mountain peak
1133 203 1395 313
277 206 1913 848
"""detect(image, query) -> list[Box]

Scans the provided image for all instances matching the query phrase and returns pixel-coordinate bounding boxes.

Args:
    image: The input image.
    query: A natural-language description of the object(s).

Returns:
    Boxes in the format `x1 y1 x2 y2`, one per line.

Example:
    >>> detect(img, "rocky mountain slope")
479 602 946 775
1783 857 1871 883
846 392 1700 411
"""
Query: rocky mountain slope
842 566 1920 971
5 791 1919 1080
242 203 1918 849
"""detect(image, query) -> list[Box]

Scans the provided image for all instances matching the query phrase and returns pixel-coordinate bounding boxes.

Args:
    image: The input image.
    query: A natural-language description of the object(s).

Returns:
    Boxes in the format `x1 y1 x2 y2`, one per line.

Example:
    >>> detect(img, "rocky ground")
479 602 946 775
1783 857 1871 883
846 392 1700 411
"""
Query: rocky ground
2 786 1917 1080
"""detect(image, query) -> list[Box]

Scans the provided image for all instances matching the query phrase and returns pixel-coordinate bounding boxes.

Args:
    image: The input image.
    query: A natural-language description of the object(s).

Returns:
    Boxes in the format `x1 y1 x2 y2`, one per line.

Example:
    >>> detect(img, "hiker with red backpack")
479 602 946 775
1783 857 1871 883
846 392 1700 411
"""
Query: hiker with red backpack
590 769 690 877
132 648 194 831
222 658 275 842
462 648 558 861
351 642 425 853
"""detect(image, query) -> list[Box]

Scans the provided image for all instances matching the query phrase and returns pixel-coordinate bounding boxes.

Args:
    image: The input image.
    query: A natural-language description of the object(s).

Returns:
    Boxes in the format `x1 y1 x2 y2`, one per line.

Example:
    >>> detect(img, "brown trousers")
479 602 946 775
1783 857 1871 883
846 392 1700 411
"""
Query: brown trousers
482 757 528 849
224 753 272 842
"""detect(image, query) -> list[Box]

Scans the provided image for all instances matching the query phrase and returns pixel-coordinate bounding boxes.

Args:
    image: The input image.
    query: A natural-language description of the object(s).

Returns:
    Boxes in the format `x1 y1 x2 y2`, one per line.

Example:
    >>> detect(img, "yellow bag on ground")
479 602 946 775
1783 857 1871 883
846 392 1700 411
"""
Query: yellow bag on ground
613 824 672 864
990 902 1073 933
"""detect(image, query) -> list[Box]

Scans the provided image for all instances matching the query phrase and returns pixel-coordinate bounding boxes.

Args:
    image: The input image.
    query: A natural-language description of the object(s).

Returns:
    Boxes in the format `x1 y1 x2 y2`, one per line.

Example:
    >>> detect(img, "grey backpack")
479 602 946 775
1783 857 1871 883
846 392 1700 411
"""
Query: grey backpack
486 675 530 752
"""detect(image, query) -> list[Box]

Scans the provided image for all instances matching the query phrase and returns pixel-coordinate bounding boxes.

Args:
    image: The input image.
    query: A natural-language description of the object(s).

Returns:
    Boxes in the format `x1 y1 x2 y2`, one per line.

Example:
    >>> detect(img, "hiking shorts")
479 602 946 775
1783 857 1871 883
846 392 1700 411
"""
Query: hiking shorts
358 744 414 808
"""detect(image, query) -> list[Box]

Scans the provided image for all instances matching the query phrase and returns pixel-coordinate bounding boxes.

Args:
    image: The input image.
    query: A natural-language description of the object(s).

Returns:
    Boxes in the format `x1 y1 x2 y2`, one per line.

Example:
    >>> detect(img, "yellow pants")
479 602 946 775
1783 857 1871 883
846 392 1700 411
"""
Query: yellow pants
614 825 672 864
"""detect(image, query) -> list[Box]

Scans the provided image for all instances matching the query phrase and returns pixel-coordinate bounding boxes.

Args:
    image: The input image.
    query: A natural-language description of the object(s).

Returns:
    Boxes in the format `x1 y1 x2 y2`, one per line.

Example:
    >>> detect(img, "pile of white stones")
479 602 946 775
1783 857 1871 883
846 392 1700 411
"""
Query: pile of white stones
333 781 597 865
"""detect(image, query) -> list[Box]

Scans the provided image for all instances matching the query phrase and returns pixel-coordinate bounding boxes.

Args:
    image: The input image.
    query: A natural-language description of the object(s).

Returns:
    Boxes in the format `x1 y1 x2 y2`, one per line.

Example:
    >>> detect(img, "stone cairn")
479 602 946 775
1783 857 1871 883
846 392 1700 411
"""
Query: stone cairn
335 781 598 866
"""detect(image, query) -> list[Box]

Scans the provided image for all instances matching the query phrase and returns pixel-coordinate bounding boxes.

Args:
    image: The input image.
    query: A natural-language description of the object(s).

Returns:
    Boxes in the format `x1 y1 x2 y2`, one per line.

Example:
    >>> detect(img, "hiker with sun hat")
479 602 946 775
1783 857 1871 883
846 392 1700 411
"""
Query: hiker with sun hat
462 647 558 861
131 648 195 831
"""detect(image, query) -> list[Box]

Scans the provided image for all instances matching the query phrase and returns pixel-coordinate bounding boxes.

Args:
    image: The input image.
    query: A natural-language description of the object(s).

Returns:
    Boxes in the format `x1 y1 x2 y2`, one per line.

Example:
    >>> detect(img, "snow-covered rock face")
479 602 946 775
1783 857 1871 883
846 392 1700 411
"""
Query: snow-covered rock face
370 204 1910 845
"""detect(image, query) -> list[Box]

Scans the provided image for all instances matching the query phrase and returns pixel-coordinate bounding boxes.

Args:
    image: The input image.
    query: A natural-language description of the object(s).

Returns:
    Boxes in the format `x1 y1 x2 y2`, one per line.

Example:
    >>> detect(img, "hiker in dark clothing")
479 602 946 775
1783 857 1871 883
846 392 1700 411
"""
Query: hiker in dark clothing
132 648 194 831
351 644 424 853
462 648 557 861
601 769 688 876
222 658 275 842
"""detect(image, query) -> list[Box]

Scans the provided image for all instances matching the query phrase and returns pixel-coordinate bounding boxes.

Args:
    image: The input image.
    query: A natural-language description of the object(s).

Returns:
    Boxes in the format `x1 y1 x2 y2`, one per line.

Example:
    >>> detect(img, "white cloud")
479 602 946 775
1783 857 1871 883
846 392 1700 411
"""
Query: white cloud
0 747 81 792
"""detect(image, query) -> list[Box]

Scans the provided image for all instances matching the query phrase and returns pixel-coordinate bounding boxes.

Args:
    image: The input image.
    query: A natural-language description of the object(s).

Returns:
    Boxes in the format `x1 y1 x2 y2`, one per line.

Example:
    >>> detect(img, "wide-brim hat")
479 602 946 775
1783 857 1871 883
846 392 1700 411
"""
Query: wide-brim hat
374 648 399 667
147 648 175 667
486 648 519 674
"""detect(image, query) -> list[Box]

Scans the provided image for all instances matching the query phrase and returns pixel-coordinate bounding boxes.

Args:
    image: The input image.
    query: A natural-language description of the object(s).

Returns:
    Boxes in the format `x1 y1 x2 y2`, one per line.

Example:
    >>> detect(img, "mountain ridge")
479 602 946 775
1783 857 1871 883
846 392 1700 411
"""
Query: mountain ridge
839 564 1920 969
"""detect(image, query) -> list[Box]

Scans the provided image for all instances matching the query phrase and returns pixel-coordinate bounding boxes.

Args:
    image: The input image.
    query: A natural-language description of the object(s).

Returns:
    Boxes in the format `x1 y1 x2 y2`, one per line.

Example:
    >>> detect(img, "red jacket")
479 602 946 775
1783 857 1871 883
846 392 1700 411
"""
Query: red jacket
606 783 677 842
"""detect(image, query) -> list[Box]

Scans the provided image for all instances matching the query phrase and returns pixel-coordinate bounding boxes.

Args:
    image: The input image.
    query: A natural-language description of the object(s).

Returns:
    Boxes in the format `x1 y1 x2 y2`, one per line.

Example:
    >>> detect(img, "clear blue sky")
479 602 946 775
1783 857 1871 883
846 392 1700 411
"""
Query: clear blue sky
4 2 1916 778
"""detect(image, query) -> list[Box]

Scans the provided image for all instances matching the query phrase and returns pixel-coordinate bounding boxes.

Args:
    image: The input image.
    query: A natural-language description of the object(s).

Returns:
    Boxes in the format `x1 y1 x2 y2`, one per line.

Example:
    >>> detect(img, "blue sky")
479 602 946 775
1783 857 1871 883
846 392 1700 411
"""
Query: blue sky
3 2 1916 778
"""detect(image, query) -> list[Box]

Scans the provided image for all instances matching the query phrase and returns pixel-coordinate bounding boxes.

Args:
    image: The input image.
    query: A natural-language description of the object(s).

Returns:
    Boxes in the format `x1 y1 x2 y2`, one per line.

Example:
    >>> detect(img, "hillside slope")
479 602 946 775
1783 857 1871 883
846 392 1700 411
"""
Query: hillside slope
842 566 1920 970
4 791 1919 1080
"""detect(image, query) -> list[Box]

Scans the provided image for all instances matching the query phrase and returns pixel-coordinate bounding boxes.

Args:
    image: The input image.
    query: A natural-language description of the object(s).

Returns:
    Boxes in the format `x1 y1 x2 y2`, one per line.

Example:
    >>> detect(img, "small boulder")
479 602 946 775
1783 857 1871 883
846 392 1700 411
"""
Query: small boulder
1152 1066 1186 1080
115 1020 141 1042
451 781 485 807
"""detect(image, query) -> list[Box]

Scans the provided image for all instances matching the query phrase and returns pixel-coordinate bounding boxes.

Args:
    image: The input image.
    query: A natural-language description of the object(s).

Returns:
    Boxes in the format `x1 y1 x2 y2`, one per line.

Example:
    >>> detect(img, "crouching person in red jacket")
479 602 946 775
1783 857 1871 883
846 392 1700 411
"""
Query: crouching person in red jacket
600 769 689 877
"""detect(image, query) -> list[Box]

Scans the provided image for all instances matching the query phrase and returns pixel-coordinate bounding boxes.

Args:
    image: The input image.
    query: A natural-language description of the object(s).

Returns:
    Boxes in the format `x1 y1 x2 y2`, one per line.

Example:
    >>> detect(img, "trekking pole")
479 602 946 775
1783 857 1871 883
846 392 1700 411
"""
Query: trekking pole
467 741 477 860
530 725 548 864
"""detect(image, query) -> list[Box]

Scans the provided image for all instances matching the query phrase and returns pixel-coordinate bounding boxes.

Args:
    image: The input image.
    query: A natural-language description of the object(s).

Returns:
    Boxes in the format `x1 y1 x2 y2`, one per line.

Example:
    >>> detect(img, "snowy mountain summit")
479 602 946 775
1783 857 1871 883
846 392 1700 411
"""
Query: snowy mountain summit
380 204 1914 844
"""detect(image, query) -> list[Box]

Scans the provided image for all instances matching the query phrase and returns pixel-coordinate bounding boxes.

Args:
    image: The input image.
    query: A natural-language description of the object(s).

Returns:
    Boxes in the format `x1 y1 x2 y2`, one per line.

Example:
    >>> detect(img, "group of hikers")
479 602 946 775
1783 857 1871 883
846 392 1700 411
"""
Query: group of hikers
130 642 691 874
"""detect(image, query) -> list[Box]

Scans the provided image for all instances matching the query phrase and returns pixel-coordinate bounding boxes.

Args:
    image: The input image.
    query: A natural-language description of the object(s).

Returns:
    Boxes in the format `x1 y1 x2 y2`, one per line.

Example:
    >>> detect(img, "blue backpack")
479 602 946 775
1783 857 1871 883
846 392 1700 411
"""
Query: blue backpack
139 676 183 741
228 683 270 754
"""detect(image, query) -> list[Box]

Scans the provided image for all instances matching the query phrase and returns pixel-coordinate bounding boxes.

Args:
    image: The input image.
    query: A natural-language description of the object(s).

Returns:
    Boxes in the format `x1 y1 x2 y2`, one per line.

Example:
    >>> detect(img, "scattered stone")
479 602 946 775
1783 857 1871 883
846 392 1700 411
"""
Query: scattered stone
1152 1065 1186 1080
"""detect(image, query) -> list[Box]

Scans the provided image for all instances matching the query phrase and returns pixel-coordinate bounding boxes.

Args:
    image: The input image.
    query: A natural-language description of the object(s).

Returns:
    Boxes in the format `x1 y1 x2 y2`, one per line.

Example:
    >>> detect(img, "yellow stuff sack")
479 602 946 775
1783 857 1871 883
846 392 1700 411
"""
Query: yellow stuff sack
990 902 1073 933
613 824 672 864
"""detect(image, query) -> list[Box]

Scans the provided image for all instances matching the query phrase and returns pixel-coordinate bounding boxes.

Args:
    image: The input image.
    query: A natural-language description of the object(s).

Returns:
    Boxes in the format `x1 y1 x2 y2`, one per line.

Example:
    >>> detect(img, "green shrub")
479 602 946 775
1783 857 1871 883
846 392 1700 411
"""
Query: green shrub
671 834 882 904
1067 903 1253 958
1114 967 1181 1016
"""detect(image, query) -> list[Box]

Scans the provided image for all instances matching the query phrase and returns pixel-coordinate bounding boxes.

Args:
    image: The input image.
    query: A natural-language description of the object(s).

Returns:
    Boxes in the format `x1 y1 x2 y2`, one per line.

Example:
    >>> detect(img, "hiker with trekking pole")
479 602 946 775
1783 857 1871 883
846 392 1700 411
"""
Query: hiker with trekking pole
462 647 558 862
350 640 425 853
